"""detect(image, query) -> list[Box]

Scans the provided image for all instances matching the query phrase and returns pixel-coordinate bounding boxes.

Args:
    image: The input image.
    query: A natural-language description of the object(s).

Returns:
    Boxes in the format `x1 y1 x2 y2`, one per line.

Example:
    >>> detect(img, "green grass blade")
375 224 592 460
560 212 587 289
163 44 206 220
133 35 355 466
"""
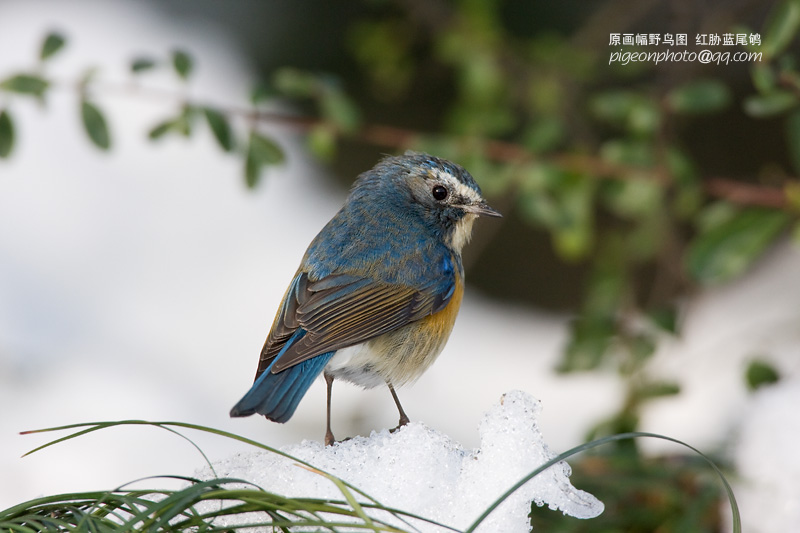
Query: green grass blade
17 421 739 532
20 421 397 519
465 431 740 533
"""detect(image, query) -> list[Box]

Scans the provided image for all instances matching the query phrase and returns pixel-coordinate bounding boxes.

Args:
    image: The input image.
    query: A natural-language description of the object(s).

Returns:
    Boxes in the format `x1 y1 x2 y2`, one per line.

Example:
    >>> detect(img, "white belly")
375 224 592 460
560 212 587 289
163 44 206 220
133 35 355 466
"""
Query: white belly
325 342 387 389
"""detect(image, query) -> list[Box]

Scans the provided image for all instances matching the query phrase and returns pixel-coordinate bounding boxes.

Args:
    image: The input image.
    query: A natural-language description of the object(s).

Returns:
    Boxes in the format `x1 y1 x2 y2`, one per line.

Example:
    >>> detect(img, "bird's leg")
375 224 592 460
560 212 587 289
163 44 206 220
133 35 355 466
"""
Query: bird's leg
324 372 336 446
387 382 410 431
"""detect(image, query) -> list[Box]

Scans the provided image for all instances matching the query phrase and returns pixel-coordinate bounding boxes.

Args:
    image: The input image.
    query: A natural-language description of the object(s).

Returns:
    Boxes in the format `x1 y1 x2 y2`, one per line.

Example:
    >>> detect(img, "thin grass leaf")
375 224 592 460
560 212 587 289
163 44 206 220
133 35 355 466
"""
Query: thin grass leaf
299 465 380 531
465 431 740 533
174 487 374 531
14 420 462 532
20 421 739 531
102 475 216 528
0 524 38 533
136 479 233 529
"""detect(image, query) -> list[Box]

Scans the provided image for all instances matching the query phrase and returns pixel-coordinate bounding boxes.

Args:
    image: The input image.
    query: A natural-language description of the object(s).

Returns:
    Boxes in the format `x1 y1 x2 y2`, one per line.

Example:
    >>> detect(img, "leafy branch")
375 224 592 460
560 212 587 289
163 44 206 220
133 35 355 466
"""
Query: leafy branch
1 31 797 211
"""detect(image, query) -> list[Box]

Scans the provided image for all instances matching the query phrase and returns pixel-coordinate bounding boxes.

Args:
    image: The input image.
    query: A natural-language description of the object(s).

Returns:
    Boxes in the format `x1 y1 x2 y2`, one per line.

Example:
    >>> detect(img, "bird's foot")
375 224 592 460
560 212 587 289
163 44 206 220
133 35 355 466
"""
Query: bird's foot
389 414 410 434
325 433 355 446
324 429 336 447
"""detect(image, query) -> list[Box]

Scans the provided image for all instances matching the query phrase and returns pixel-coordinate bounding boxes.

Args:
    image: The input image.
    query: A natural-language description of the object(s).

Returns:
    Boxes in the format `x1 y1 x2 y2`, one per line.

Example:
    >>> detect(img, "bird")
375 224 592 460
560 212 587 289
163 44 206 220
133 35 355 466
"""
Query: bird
230 151 501 445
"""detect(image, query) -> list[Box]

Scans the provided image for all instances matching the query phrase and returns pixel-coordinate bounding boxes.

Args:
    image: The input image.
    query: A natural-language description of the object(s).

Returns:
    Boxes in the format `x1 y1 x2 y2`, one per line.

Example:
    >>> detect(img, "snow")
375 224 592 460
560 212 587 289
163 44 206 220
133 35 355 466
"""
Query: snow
732 379 800 533
201 390 603 532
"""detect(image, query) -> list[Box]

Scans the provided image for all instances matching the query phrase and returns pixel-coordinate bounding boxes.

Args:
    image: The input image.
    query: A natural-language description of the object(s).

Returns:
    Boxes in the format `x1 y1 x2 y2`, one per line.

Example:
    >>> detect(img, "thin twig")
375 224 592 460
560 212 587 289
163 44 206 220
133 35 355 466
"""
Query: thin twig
43 76 800 210
705 177 789 209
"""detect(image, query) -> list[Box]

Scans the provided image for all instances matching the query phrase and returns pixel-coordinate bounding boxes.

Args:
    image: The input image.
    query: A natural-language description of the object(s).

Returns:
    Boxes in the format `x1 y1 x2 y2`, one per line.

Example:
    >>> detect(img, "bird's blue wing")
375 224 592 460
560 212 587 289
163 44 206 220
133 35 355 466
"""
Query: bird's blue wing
255 260 456 376
229 328 334 421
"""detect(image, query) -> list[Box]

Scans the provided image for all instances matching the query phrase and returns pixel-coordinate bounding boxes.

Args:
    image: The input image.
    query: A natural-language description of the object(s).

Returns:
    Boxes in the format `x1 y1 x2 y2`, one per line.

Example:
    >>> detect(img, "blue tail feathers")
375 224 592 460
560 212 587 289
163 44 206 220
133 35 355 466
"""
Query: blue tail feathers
230 329 334 422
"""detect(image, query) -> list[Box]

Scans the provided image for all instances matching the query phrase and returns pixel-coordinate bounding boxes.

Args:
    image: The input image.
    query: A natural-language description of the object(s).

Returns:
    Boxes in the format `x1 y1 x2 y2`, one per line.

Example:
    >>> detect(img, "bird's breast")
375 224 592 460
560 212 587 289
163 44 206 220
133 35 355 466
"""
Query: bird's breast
325 274 465 388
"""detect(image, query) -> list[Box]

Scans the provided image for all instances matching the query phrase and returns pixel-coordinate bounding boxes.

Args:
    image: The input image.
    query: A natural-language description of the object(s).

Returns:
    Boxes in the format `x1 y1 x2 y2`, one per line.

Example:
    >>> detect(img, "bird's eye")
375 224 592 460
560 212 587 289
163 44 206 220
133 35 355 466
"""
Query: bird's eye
432 185 448 201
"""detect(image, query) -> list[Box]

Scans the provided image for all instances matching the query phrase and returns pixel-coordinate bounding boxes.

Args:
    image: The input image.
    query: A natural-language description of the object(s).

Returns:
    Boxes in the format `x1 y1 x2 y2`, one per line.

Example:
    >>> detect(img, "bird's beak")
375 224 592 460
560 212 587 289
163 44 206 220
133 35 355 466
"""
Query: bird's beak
466 200 502 218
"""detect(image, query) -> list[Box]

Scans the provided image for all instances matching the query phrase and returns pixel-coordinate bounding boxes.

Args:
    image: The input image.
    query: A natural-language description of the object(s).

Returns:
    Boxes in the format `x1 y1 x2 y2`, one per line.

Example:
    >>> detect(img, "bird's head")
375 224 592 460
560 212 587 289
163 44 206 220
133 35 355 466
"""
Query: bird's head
352 152 501 253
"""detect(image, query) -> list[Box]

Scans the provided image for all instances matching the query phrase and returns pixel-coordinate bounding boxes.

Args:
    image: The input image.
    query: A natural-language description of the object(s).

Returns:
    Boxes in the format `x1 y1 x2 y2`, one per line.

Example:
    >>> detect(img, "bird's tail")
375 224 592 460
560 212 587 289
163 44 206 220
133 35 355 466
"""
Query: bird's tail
230 330 334 423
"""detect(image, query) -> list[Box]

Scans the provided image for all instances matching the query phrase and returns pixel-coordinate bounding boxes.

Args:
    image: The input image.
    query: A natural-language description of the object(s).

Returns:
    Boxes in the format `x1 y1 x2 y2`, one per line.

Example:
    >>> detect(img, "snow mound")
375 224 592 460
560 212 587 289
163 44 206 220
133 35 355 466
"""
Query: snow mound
203 390 603 532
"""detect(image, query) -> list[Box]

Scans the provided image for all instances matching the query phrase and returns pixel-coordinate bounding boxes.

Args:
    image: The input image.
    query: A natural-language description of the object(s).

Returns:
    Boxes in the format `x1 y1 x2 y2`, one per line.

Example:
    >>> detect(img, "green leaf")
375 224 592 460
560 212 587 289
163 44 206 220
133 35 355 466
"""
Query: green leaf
584 238 626 317
249 132 284 164
786 182 800 211
348 20 413 100
628 333 656 362
628 101 660 135
461 52 504 102
785 109 800 174
590 91 660 134
244 151 260 189
250 81 277 105
272 67 317 98
745 359 781 391
40 32 66 61
517 177 560 227
648 306 679 334
147 107 196 141
80 100 111 150
0 74 50 97
751 64 776 94
307 124 337 161
601 178 662 219
547 172 595 260
131 57 157 74
600 139 654 166
637 380 681 399
523 116 565 153
319 89 360 133
667 147 702 219
245 131 284 188
203 107 234 152
559 317 615 372
0 109 14 158
695 201 739 233
176 105 197 136
687 207 790 284
625 213 665 261
743 91 797 117
148 119 175 140
172 49 193 81
666 79 732 114
762 0 800 60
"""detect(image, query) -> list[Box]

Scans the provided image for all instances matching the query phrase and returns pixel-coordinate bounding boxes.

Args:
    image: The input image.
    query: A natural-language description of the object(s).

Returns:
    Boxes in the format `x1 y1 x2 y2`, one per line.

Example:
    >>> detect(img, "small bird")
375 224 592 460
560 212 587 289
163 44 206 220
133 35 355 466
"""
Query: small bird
230 152 501 445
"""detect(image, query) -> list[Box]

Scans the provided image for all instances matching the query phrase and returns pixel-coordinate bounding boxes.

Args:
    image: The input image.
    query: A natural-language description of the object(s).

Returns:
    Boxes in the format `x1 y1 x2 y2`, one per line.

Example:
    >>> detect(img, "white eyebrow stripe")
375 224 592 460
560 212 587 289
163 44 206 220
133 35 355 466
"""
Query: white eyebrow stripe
432 168 482 204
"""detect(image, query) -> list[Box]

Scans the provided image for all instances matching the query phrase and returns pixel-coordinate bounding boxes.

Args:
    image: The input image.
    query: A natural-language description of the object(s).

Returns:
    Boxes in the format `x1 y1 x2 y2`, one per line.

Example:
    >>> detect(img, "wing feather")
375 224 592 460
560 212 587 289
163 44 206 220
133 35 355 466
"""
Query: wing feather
256 271 453 377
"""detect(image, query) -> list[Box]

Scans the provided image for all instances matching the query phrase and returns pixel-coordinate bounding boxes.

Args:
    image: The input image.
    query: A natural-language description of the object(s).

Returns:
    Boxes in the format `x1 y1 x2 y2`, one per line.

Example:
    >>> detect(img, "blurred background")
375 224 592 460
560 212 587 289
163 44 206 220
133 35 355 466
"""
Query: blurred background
1 0 798 531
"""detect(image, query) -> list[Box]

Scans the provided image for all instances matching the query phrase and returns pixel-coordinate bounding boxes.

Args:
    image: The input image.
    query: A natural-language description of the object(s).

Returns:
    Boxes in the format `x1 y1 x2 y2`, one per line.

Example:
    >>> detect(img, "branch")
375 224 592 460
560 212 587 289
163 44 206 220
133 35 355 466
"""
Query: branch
704 177 790 209
26 78 800 210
